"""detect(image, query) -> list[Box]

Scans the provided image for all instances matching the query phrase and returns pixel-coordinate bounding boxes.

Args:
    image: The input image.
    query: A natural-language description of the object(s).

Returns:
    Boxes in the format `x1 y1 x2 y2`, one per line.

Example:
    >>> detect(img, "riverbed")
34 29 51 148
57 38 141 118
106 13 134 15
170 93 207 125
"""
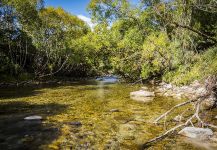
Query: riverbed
0 80 216 149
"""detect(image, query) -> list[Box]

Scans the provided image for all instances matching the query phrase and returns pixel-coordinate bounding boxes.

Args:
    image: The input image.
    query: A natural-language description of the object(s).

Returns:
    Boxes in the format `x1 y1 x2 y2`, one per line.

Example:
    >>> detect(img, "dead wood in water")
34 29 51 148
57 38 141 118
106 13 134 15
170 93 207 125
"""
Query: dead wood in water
143 85 217 148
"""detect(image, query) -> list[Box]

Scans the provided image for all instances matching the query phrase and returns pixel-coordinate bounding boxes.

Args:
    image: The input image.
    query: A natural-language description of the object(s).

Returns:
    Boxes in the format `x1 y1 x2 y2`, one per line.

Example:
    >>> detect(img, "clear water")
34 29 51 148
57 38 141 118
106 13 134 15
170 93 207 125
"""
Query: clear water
0 80 216 149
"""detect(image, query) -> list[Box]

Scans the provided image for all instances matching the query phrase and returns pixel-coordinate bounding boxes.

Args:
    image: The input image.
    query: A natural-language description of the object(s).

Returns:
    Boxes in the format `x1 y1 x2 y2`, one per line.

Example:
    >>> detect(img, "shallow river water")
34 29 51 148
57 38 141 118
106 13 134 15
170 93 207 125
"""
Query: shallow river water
0 80 216 149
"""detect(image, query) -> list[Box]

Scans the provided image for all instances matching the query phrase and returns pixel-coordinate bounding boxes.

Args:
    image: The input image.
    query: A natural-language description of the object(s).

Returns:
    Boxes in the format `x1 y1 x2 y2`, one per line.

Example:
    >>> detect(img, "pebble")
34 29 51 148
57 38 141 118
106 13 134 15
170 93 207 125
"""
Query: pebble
24 115 42 120
110 109 120 112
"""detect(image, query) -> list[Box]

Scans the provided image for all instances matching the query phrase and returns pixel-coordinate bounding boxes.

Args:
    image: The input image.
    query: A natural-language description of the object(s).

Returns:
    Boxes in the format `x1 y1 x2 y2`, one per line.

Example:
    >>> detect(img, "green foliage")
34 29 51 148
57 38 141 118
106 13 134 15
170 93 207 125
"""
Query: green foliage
0 0 217 84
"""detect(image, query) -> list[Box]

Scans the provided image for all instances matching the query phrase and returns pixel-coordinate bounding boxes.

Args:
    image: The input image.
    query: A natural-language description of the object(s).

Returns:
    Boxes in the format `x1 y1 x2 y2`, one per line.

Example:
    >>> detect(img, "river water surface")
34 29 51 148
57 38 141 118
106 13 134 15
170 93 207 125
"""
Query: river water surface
0 80 216 149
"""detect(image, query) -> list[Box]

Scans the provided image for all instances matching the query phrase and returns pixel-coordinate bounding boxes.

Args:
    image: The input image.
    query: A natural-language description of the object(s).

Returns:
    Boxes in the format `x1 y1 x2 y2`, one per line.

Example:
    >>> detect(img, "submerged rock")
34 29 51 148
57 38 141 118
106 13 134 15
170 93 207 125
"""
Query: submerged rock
69 121 82 127
130 90 155 103
110 109 120 112
178 127 213 140
24 115 42 120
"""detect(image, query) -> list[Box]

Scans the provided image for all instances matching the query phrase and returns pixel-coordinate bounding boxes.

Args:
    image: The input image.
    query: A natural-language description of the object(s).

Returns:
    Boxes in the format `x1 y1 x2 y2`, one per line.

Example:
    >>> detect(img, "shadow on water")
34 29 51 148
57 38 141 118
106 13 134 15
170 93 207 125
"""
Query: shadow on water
0 101 68 150
0 81 98 100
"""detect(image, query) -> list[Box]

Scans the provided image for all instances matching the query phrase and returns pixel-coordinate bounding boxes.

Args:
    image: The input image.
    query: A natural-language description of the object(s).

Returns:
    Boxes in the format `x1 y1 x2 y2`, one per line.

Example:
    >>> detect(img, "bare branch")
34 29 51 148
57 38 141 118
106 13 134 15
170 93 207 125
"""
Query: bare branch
153 98 198 124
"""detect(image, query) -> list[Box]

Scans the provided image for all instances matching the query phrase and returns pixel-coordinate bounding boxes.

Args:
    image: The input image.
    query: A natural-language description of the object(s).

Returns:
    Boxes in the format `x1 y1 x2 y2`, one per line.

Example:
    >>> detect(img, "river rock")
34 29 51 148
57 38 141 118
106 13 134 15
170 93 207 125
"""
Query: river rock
24 115 42 120
110 109 120 112
130 90 155 102
69 121 82 127
201 97 216 110
178 127 213 140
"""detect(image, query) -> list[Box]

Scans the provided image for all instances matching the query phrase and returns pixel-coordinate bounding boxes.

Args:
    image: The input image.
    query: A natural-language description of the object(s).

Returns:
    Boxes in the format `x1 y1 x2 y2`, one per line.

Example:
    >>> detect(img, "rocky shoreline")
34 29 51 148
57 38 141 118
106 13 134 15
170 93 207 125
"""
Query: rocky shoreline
155 80 217 110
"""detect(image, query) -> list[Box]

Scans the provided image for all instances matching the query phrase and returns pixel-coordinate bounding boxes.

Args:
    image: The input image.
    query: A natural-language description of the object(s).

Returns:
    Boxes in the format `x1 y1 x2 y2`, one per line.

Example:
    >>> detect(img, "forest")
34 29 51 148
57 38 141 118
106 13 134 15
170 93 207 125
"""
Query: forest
0 0 216 85
0 0 217 149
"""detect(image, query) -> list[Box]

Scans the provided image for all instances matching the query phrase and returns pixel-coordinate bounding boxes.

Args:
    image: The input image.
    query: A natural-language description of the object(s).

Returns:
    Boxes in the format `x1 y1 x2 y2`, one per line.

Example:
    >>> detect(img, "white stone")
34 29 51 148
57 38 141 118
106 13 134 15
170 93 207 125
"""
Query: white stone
130 90 155 97
130 90 155 102
24 115 42 120
178 127 213 139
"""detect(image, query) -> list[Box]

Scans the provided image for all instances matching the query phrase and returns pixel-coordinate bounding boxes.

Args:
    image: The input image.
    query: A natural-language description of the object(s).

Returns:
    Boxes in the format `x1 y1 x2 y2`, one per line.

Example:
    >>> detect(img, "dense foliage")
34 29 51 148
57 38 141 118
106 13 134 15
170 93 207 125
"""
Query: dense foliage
0 0 217 84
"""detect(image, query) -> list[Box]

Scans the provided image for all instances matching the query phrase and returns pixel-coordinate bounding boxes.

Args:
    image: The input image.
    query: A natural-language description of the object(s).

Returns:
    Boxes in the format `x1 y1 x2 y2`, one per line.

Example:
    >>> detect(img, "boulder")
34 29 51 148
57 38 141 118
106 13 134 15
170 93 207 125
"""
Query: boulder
24 115 42 120
130 90 155 102
178 127 213 140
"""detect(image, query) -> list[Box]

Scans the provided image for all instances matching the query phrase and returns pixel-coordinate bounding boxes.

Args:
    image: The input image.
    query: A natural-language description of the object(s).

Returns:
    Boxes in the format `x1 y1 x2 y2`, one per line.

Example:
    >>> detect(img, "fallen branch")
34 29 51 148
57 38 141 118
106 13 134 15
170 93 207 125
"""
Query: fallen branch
143 123 185 148
153 98 198 124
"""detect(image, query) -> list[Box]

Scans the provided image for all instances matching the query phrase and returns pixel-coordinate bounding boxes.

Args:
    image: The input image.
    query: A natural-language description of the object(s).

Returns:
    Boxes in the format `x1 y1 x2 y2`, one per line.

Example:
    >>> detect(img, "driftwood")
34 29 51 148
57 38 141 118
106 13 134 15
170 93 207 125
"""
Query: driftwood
153 98 198 124
143 123 185 148
144 89 216 147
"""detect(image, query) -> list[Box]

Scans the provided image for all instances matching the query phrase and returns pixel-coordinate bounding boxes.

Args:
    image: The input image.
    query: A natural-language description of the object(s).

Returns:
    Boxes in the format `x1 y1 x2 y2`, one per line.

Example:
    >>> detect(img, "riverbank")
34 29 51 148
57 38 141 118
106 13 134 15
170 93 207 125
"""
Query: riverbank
154 79 217 110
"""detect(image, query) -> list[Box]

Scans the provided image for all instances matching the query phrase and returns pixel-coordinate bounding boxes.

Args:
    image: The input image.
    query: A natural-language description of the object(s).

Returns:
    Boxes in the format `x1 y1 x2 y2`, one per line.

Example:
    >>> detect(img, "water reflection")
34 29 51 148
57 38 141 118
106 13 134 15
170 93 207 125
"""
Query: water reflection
96 76 119 99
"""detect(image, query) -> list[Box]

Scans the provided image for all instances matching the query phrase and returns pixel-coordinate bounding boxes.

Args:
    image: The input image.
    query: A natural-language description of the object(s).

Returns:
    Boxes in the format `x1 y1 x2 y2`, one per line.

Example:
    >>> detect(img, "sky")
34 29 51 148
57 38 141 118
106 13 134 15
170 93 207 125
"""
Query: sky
45 0 140 29
45 0 94 28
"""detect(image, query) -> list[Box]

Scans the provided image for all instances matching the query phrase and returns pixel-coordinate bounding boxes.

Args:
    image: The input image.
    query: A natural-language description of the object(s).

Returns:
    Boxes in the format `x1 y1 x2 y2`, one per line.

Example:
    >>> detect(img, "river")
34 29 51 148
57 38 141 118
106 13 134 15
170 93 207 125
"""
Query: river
0 79 215 149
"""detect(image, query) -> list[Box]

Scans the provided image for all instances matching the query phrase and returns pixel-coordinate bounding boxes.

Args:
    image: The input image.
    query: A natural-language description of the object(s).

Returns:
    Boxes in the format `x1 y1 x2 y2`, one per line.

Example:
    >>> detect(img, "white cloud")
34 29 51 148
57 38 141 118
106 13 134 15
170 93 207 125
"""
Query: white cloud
77 15 96 30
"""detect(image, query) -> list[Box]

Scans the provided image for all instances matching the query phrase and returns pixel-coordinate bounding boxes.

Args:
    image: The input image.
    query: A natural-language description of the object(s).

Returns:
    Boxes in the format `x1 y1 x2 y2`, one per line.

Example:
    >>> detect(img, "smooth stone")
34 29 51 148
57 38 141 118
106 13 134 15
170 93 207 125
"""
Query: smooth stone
24 115 42 120
110 109 120 112
130 90 155 97
69 121 82 126
215 116 217 119
178 127 213 140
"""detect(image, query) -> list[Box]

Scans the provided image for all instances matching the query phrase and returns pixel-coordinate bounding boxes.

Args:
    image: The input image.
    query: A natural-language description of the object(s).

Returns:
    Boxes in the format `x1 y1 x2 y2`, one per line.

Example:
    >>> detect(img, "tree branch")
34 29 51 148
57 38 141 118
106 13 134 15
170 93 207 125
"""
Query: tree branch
173 22 217 43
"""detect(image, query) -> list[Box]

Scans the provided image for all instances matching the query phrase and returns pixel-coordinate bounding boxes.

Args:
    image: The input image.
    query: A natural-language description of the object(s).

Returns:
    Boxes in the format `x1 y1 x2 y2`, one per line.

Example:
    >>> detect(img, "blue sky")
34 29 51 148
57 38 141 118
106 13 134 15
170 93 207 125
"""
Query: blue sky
45 0 91 17
44 0 140 28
